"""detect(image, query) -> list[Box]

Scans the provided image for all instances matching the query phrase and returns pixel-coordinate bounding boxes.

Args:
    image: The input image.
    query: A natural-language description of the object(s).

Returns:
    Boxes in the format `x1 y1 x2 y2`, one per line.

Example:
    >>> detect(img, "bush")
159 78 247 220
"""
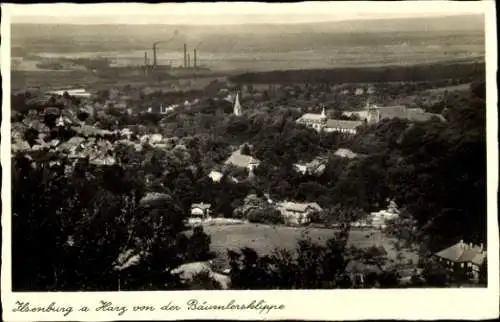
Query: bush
188 270 222 290
247 208 284 225
186 226 215 262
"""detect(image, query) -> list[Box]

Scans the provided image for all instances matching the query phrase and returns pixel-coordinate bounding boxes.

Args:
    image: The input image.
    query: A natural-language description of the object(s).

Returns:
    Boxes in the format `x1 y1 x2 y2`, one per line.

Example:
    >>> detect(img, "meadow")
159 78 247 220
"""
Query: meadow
202 223 419 269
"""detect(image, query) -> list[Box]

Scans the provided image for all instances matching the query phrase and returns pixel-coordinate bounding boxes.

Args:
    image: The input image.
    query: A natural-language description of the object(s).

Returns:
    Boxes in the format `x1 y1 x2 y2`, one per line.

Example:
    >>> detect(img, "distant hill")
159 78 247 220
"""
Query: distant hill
12 14 484 54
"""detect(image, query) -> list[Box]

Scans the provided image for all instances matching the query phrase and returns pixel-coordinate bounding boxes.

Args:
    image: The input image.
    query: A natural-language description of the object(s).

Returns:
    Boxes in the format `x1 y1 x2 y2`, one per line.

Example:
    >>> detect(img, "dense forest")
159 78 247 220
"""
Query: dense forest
230 60 485 85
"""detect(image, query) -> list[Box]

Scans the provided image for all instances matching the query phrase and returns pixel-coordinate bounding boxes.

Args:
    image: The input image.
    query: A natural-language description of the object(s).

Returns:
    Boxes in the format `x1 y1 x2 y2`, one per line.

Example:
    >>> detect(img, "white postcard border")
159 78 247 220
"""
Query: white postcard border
1 2 498 321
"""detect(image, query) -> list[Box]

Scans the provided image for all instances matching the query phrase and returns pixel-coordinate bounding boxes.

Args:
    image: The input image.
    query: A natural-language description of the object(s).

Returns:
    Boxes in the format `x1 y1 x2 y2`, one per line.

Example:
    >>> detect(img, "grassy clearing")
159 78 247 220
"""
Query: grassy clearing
202 223 419 268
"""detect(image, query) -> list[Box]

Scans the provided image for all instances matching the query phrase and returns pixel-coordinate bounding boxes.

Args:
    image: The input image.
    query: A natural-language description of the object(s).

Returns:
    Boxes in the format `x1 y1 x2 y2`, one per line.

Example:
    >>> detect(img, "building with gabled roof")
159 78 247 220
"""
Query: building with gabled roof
325 119 364 134
191 203 212 219
433 240 486 282
276 201 322 226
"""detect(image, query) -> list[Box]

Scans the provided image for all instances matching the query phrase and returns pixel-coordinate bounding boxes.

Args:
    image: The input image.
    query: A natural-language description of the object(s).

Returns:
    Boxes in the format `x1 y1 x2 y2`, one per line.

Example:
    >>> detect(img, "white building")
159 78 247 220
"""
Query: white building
324 119 364 135
296 108 363 135
369 200 400 229
190 203 212 219
208 170 224 183
276 201 322 226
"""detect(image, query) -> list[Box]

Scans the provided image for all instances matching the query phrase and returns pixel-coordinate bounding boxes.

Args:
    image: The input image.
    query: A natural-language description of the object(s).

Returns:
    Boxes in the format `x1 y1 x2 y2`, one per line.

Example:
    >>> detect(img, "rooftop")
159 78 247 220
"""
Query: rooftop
334 148 358 159
297 113 326 122
192 203 211 210
277 201 322 213
326 119 364 130
139 192 171 205
435 240 486 266
225 150 260 168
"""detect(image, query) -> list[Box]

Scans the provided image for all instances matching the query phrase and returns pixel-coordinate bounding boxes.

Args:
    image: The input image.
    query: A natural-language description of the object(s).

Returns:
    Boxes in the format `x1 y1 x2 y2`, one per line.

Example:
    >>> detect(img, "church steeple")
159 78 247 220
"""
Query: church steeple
233 92 242 116
320 106 327 119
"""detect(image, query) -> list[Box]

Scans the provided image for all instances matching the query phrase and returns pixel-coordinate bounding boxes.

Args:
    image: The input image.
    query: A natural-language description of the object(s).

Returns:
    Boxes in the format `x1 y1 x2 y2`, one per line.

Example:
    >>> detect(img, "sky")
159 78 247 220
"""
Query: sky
4 1 487 25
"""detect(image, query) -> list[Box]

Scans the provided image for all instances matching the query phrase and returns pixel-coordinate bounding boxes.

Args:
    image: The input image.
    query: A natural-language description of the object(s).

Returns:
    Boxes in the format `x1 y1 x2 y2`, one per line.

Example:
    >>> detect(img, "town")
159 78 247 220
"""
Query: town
10 14 487 291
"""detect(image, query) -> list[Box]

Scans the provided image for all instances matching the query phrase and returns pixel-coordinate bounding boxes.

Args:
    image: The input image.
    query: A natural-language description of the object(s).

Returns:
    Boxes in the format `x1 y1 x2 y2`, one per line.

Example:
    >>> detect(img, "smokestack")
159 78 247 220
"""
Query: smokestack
144 51 148 75
153 44 157 69
194 49 197 69
183 44 187 68
187 53 191 69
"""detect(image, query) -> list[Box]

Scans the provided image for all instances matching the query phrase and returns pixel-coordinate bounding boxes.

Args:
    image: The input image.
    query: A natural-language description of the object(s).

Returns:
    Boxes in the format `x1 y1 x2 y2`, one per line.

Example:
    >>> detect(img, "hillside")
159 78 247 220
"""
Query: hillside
11 14 484 54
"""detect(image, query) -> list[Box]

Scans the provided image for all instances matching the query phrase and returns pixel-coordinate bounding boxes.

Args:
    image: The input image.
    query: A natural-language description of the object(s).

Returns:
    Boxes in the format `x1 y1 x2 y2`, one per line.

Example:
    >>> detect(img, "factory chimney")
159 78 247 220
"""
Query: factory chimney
183 44 187 68
194 49 197 69
153 44 157 69
187 53 191 69
144 51 149 75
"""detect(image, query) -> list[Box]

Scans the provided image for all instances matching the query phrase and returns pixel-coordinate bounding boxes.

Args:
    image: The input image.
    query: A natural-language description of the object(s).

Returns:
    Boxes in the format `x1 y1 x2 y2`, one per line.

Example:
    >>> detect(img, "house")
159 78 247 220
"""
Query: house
350 200 399 229
295 109 327 131
293 157 327 176
224 149 260 172
208 170 224 183
276 201 322 225
334 148 358 159
368 200 400 229
191 203 211 220
433 240 487 282
139 192 172 206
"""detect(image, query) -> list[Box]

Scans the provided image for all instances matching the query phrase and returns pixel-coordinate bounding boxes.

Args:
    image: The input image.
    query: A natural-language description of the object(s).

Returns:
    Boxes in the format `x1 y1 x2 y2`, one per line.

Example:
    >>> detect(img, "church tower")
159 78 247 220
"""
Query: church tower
321 107 327 119
233 92 242 116
366 101 380 124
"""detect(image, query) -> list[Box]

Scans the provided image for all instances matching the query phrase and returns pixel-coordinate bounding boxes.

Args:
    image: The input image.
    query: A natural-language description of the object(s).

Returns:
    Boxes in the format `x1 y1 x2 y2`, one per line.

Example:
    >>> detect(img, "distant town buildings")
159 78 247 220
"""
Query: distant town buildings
46 88 92 98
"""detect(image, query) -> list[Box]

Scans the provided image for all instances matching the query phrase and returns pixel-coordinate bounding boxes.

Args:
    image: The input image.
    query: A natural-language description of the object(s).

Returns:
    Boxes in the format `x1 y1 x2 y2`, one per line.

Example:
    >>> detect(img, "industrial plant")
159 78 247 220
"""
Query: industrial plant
143 41 210 77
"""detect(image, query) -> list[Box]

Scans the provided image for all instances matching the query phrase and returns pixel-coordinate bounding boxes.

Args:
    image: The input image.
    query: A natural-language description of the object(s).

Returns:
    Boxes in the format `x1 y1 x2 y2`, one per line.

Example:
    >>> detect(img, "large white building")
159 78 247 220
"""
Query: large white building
296 108 363 135
343 102 446 125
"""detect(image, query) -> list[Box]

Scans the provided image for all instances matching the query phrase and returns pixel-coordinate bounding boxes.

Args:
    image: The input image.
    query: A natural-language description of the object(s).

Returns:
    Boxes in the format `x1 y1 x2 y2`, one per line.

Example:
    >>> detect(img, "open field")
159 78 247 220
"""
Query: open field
423 82 473 94
202 223 419 268
10 69 228 93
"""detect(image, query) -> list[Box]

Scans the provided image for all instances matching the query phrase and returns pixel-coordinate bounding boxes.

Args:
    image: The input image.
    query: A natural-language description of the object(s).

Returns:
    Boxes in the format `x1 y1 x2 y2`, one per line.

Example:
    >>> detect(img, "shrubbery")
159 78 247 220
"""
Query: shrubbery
247 208 284 225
